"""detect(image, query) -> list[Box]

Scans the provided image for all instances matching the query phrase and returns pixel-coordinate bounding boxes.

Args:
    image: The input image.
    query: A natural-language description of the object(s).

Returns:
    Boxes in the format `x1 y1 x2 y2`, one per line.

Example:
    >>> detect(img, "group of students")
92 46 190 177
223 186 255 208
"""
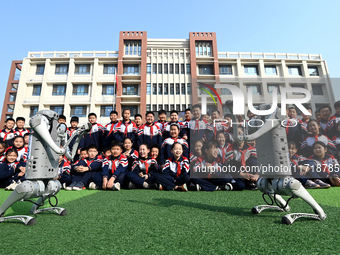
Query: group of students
1 101 340 192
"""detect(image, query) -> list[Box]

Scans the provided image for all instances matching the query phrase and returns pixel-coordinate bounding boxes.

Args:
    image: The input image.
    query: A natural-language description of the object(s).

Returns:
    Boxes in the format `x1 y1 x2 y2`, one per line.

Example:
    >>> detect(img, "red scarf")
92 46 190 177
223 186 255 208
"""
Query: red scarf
141 160 149 174
146 123 154 139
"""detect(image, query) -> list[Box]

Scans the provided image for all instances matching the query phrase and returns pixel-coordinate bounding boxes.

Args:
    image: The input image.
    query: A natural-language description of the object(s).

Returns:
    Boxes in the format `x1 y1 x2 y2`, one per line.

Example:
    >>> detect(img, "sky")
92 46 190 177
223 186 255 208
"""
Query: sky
0 0 339 114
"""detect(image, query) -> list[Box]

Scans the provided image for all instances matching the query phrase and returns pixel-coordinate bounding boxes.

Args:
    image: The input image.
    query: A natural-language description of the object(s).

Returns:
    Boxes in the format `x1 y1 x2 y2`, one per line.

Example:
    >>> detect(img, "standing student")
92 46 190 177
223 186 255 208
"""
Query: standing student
113 108 138 145
182 108 191 141
155 110 167 132
104 110 119 148
283 107 308 146
319 105 332 134
79 113 105 153
137 112 163 148
67 116 79 152
134 114 143 130
0 118 16 146
162 110 185 140
189 104 213 146
58 115 67 124
327 101 340 138
14 117 30 137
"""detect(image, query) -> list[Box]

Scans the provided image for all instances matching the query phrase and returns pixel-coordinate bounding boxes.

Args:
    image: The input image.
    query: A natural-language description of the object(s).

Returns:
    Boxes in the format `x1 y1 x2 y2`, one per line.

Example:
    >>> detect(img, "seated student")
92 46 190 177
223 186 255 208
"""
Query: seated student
189 140 203 164
162 110 185 140
78 148 88 161
283 106 308 146
155 142 190 191
5 136 28 162
101 147 111 159
327 101 340 138
113 108 138 145
216 131 231 164
0 118 16 147
155 110 167 133
125 144 158 189
103 110 119 149
150 144 161 171
137 111 162 148
190 140 233 191
0 142 8 162
122 137 139 171
0 148 26 190
300 119 336 157
66 144 103 190
211 109 233 143
23 133 30 148
14 117 30 137
79 113 105 153
101 141 128 191
160 123 189 165
306 141 340 188
58 155 72 188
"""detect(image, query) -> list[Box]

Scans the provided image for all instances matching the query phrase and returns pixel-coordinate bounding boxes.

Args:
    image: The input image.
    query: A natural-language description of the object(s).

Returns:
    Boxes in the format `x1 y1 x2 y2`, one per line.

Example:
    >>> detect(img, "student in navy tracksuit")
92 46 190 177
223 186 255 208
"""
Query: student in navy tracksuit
58 155 72 188
155 142 190 191
283 107 308 146
125 144 158 189
113 109 138 144
5 136 28 162
101 141 128 191
14 117 30 137
0 148 26 188
122 137 139 171
327 101 340 138
319 105 332 134
137 111 163 149
103 110 119 149
0 118 16 147
160 123 189 165
162 110 185 140
79 113 105 153
0 142 8 162
155 110 167 133
181 108 191 142
66 144 103 190
189 104 213 147
67 116 79 152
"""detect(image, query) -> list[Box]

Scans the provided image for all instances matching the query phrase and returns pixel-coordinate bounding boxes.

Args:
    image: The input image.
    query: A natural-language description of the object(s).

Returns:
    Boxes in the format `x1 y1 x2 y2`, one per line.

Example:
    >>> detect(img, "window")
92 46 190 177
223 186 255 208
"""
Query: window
147 83 151 95
187 83 191 95
182 104 186 111
164 105 169 111
102 84 115 95
7 105 14 113
33 85 42 96
153 83 157 95
175 64 179 74
50 106 64 115
176 104 181 111
267 84 280 95
152 64 157 74
123 64 139 75
146 104 151 111
36 65 45 75
221 88 232 95
9 93 16 102
164 83 168 95
312 84 323 95
198 65 213 75
170 84 174 95
169 64 174 74
11 83 18 91
100 106 113 117
176 83 180 95
219 65 232 75
52 84 66 96
158 64 162 74
75 64 90 75
103 64 116 74
123 84 138 95
195 41 212 56
244 65 259 75
308 66 319 76
288 66 302 76
170 105 175 111
152 104 157 111
181 64 185 74
147 64 151 74
55 64 68 75
158 84 163 95
186 64 191 74
181 83 186 94
124 105 138 116
124 40 141 56
73 84 89 95
164 64 168 74
158 105 163 111
71 106 87 117
265 65 277 75
247 84 261 95
30 106 38 117
290 84 305 95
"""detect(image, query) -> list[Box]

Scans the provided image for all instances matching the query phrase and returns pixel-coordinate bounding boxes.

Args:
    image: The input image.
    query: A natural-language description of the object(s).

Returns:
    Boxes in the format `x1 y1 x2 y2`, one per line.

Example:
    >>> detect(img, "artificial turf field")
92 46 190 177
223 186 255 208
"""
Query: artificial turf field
0 188 339 255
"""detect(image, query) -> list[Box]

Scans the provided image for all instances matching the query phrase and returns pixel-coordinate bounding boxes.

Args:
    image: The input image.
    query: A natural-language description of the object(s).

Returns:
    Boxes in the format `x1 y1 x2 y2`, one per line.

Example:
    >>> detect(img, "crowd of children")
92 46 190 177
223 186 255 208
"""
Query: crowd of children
1 101 340 192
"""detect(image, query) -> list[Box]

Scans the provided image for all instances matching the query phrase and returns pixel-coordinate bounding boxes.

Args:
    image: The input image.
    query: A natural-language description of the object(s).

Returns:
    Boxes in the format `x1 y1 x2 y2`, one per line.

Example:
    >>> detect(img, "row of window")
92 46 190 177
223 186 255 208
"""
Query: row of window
198 64 320 76
147 63 191 75
146 104 191 112
36 64 118 75
146 83 191 95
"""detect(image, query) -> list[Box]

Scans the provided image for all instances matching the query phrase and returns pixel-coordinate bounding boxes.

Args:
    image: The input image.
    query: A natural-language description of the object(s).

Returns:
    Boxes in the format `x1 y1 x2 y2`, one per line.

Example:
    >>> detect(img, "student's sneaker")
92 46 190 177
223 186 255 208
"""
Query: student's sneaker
113 182 121 191
72 182 85 191
180 183 188 192
314 179 331 189
62 182 67 189
5 180 17 191
220 183 233 191
65 181 78 191
304 180 320 189
142 182 150 189
158 184 163 190
330 175 340 187
89 182 98 190
195 184 201 191
128 182 137 189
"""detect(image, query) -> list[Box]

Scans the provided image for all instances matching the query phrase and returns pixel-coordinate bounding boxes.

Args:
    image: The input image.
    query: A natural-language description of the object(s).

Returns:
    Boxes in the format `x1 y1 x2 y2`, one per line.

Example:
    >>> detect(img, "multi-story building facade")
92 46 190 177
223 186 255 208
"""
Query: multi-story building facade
1 31 334 127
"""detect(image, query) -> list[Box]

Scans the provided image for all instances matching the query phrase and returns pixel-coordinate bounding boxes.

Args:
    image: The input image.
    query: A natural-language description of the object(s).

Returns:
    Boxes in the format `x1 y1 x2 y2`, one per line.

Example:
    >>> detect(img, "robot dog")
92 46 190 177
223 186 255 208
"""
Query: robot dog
226 102 326 225
0 110 91 225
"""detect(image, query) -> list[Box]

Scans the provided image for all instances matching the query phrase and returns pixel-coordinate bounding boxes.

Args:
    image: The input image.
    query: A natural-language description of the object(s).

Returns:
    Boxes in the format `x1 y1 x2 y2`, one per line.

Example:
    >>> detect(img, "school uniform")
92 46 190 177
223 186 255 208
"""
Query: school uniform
124 149 139 171
0 160 25 188
155 120 167 133
306 154 339 184
71 155 103 185
58 157 72 186
154 156 190 191
319 118 330 134
327 114 340 138
5 146 28 162
67 127 79 152
113 120 138 144
160 137 189 165
125 157 158 188
101 154 128 185
103 121 119 149
216 143 232 164
14 127 30 137
137 123 163 148
189 118 213 147
283 117 308 146
300 134 336 157
162 121 185 140
0 129 16 147
79 123 105 152
290 154 309 185
211 121 233 143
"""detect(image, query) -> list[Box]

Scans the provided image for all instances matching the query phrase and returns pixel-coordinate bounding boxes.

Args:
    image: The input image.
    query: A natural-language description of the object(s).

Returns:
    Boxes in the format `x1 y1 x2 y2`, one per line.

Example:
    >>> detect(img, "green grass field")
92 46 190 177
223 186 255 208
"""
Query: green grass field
0 188 339 255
